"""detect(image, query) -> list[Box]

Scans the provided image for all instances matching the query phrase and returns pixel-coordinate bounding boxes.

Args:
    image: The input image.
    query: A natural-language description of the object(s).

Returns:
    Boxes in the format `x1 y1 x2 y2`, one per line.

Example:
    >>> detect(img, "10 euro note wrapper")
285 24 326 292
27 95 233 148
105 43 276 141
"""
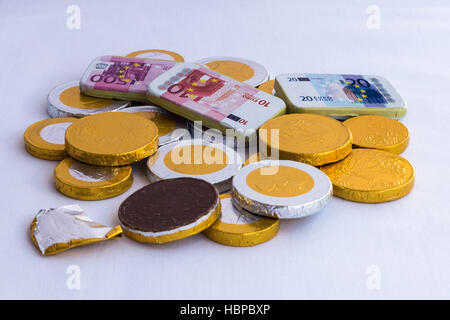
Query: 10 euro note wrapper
147 63 286 138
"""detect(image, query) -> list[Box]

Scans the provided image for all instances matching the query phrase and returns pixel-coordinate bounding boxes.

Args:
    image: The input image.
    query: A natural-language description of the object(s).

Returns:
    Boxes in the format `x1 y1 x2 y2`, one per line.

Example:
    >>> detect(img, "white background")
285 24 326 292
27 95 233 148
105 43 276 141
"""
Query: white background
0 0 449 299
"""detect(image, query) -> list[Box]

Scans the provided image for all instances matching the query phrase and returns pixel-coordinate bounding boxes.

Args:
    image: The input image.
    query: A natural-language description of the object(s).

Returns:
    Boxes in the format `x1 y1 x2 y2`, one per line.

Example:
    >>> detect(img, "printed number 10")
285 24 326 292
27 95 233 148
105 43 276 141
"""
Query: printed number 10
167 84 203 102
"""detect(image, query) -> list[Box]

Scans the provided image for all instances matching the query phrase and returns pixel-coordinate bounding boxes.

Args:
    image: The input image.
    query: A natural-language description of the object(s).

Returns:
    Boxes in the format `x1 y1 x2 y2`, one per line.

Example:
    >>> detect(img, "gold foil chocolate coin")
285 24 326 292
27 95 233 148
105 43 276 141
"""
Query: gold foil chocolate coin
244 152 261 166
65 112 159 166
54 158 133 200
258 80 275 95
125 49 184 62
196 56 269 87
343 115 409 154
203 194 279 247
320 148 415 203
47 81 129 118
122 106 187 146
24 117 78 160
259 113 352 166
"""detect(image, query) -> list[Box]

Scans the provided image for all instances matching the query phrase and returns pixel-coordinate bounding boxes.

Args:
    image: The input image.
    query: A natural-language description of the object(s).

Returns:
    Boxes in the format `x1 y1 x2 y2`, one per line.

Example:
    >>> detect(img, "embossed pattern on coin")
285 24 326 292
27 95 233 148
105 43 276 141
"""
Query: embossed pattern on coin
246 165 315 197
320 149 414 203
343 115 409 154
65 112 158 166
259 113 352 166
54 158 132 200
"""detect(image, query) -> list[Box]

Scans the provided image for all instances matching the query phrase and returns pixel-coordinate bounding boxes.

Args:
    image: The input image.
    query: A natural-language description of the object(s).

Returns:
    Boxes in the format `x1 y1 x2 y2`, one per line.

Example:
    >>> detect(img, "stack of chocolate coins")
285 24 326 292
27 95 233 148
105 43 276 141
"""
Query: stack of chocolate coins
25 111 160 201
28 49 415 256
321 115 413 203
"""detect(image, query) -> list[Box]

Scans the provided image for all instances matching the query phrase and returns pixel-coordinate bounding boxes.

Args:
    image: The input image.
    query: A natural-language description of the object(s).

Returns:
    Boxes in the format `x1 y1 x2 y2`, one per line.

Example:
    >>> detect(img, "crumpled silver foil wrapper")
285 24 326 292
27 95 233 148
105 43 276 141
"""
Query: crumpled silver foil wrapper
30 204 122 256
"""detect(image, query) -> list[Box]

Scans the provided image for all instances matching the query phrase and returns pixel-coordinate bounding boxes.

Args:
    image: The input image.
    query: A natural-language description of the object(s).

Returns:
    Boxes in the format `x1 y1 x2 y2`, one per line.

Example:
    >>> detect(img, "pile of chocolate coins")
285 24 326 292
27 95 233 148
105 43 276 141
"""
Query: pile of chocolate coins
25 49 414 255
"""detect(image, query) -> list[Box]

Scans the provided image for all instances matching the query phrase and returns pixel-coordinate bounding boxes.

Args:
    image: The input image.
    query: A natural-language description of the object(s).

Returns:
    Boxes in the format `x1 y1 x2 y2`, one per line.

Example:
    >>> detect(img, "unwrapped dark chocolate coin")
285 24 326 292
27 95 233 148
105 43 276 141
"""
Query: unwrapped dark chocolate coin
118 178 221 244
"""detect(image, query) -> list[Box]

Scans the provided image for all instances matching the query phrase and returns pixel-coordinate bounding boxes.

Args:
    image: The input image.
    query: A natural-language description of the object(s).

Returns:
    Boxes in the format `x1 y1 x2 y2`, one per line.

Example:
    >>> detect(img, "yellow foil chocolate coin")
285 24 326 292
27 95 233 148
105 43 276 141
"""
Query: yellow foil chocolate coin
244 152 263 166
243 151 278 166
232 160 332 218
203 194 279 247
258 80 275 95
196 56 269 87
343 115 409 154
47 81 129 118
259 113 352 166
66 112 159 166
147 140 242 193
122 106 188 146
187 120 253 157
125 49 184 62
320 149 415 203
247 165 315 197
54 158 133 200
24 117 78 160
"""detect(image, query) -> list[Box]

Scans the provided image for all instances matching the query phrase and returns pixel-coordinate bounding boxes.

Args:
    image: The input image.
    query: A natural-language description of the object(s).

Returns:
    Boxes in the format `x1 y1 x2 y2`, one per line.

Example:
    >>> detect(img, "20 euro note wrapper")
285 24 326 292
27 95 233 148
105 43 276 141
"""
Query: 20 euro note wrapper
147 63 286 139
30 204 122 256
275 73 406 119
80 56 178 102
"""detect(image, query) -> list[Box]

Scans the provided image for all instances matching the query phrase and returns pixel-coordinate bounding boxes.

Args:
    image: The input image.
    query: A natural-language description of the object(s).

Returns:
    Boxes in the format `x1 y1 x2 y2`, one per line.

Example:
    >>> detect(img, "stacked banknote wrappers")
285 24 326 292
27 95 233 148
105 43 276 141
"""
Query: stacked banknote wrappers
25 49 414 255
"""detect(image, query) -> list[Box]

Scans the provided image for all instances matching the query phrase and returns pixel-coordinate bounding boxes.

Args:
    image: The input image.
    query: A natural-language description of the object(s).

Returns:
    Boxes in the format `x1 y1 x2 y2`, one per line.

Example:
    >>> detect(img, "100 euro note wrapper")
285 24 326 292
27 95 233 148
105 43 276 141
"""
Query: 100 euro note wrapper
80 55 178 102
